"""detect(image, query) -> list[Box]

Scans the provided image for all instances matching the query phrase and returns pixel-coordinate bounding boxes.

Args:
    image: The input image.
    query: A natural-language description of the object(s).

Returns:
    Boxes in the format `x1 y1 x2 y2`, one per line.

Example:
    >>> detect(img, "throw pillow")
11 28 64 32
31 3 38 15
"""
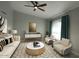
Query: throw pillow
1 40 6 46
8 39 10 44
5 39 8 45
9 38 13 43
5 38 12 45
12 37 14 42
0 42 4 51
62 38 70 46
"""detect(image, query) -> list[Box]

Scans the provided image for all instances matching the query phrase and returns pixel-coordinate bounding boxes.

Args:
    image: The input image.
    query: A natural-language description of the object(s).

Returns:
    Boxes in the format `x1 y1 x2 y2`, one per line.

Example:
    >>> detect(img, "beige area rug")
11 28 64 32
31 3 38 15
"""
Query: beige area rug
12 42 63 58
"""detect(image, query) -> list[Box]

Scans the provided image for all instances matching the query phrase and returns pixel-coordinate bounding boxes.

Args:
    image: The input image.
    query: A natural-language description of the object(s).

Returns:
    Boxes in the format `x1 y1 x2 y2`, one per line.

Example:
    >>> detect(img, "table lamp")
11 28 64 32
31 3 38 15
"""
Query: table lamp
12 30 17 35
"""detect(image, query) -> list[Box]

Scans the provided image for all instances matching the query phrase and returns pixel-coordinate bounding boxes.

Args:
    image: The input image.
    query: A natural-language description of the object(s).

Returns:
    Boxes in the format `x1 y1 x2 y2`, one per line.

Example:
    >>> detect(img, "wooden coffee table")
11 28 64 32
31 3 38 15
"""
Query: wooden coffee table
26 41 45 56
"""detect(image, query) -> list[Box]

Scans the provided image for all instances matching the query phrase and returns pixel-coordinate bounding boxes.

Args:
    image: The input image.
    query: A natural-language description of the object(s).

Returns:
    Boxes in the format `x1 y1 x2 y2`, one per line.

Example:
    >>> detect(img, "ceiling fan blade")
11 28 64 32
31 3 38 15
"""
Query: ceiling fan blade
31 1 35 6
38 7 45 11
38 3 47 7
24 5 34 7
33 8 36 11
35 1 38 5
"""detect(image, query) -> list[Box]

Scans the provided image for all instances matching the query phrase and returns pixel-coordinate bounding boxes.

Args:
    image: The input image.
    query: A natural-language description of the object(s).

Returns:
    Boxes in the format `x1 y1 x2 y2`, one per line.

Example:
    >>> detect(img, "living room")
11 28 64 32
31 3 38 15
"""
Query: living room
0 1 79 58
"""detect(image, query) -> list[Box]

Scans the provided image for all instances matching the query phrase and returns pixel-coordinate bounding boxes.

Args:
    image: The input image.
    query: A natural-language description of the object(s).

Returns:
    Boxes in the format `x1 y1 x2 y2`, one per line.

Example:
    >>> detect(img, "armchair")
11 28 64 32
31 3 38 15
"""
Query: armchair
53 38 72 55
45 35 56 45
45 37 53 44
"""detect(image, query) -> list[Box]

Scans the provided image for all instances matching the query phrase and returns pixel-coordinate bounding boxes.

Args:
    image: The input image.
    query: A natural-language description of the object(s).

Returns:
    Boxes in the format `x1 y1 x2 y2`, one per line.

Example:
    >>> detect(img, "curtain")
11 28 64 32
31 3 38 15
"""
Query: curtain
48 21 52 37
51 19 61 40
61 15 70 39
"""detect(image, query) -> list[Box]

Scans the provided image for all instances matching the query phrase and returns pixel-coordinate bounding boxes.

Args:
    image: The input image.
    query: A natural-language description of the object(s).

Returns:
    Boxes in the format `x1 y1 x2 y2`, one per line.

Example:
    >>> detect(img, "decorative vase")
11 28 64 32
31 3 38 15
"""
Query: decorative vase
33 41 39 47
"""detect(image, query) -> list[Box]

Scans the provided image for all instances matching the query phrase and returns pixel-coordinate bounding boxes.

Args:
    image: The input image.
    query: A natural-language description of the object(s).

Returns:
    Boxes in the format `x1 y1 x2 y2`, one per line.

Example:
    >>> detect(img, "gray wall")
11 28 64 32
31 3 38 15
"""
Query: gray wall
68 7 79 55
13 11 46 40
0 2 13 30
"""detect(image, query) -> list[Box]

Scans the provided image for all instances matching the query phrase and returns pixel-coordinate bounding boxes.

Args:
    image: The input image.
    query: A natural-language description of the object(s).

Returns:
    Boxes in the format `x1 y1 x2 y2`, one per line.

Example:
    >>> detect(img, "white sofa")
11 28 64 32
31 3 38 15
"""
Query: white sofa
53 38 72 55
0 34 20 58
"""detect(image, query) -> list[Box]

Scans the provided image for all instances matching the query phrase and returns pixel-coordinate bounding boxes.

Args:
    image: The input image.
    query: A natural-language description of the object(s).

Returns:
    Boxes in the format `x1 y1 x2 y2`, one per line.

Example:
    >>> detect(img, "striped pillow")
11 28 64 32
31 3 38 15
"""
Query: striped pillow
5 39 8 45
5 38 13 45
9 38 13 43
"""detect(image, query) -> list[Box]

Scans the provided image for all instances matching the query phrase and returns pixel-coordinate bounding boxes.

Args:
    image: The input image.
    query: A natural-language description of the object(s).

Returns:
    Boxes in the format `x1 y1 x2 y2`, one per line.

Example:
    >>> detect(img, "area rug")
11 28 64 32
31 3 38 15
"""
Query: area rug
12 42 62 58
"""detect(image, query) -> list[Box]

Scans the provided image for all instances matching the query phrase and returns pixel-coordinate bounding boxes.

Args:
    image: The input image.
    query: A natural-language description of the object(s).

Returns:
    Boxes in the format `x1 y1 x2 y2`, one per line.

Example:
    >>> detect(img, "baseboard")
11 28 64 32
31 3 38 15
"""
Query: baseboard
72 50 79 56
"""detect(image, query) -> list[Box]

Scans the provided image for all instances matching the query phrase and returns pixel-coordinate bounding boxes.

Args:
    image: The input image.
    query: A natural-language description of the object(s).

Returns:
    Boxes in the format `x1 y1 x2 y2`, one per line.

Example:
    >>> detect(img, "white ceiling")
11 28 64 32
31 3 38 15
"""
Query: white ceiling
10 1 79 19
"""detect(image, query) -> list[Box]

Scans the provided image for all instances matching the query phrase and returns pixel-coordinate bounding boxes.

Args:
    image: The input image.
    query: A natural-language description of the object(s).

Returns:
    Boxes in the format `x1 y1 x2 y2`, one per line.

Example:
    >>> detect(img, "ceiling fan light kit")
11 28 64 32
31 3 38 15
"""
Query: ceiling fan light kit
24 1 47 12
34 7 38 9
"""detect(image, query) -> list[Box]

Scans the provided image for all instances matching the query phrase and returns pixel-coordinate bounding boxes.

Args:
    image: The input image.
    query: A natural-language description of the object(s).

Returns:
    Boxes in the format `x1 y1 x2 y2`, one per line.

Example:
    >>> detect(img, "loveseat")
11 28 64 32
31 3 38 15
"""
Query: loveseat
0 34 20 58
53 38 72 55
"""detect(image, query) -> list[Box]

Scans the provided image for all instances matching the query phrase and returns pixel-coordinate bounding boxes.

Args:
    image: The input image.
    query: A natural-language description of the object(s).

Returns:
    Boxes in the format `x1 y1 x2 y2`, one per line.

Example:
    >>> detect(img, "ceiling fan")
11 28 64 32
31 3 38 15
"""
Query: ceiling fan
24 1 47 12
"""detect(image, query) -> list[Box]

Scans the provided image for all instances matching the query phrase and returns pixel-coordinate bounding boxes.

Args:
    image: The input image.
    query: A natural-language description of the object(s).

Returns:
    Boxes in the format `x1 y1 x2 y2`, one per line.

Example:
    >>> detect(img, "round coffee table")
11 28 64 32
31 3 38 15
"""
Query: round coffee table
26 41 45 56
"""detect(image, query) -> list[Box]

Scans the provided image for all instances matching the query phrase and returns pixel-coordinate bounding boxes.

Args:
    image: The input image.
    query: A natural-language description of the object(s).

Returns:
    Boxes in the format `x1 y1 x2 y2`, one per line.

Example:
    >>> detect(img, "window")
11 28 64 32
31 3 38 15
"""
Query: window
51 19 61 40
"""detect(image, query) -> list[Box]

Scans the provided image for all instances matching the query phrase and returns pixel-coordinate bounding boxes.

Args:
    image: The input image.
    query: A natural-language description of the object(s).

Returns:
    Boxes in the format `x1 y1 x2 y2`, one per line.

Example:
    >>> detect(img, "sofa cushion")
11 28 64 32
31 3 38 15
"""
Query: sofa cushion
61 38 70 46
54 44 67 54
6 41 20 47
0 46 15 57
0 41 20 58
0 55 9 58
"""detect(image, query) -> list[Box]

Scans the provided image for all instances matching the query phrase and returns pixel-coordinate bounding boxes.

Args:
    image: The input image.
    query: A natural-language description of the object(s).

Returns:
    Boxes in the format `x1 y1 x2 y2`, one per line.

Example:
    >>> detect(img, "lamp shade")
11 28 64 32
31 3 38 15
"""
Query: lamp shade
12 30 17 34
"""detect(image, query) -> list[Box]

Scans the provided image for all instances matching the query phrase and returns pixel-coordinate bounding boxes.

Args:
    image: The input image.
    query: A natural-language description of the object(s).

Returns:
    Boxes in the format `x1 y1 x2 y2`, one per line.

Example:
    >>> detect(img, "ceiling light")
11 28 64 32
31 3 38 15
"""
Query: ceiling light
34 7 37 9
